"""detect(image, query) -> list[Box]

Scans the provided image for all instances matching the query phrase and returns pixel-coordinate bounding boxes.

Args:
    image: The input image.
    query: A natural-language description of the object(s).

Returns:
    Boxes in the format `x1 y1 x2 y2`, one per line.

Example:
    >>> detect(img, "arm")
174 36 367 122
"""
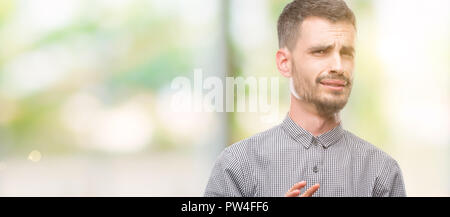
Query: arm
203 149 251 197
373 158 407 197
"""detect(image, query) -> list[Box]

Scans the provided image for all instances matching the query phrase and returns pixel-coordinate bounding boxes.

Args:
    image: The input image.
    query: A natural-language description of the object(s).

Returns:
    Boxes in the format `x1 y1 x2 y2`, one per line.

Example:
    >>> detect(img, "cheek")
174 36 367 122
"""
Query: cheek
343 58 355 72
295 58 324 84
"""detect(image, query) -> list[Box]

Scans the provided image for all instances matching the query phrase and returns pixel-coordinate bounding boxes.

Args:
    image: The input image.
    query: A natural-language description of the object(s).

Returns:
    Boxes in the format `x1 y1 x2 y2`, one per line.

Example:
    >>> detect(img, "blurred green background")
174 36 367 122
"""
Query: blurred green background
0 0 448 196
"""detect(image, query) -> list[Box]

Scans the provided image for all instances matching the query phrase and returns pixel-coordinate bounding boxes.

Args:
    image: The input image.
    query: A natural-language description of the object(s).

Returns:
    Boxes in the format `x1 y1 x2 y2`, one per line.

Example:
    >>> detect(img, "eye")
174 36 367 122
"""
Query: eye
313 50 326 55
342 52 354 58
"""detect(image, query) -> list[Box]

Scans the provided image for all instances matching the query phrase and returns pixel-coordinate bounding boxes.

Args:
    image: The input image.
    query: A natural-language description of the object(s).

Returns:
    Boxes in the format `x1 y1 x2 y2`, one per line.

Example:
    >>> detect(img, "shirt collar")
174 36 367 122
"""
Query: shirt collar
280 113 345 149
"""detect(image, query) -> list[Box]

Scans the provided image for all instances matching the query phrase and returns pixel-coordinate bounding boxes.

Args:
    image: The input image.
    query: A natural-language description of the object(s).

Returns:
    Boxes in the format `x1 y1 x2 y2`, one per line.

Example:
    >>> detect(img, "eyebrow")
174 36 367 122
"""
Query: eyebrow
341 45 355 54
307 44 355 54
308 44 335 52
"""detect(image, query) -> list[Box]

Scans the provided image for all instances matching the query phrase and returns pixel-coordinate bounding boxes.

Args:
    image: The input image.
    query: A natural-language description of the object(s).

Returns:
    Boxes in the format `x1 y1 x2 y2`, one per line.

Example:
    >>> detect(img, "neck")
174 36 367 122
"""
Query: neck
289 95 341 137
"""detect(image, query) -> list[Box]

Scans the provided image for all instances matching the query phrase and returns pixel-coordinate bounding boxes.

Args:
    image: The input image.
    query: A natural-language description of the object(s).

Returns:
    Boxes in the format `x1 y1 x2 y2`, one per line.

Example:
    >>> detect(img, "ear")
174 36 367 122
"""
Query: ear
276 47 292 78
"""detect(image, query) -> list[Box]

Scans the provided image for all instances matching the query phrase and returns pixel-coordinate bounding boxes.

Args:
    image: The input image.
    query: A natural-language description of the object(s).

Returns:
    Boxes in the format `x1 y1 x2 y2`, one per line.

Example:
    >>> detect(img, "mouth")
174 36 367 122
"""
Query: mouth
319 79 347 91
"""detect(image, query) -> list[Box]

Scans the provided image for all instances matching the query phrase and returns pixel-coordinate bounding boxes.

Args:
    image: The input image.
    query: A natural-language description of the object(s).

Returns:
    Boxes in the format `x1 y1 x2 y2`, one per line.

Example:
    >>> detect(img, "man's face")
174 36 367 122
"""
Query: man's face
290 17 355 115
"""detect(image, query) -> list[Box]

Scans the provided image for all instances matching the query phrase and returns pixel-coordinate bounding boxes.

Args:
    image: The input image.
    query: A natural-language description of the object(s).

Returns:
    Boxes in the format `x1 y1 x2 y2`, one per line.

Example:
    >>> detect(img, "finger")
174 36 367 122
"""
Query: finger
288 181 307 192
300 183 320 197
285 189 301 197
285 181 307 197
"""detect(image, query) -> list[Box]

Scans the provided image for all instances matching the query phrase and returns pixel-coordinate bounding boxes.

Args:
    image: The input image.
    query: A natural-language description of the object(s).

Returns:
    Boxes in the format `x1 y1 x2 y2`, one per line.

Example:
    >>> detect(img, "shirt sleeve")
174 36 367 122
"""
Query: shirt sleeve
373 158 407 197
203 148 250 197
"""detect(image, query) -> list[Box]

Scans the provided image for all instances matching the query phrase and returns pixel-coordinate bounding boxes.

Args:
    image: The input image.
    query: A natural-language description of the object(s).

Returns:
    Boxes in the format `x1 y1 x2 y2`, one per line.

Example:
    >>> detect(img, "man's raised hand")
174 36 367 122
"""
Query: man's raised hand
285 181 320 197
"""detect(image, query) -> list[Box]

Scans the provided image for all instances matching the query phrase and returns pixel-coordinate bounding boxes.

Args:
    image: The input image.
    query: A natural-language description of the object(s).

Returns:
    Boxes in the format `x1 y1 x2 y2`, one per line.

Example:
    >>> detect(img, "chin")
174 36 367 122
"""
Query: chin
315 95 349 113
321 91 349 101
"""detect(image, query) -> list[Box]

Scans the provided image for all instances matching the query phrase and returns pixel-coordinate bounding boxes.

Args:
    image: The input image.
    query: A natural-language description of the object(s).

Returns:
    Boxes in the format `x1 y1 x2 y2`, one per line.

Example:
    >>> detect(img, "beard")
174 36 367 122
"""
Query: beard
291 65 353 116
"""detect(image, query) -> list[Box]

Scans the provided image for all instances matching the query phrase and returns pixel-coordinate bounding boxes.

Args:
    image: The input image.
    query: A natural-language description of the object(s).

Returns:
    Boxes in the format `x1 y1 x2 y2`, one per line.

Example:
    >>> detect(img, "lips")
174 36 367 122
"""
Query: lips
319 79 347 91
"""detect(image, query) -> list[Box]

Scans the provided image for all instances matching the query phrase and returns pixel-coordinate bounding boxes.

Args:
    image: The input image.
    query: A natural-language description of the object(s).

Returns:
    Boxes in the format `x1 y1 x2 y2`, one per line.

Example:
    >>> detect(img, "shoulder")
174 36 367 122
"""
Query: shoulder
223 124 287 158
342 130 400 170
343 132 407 196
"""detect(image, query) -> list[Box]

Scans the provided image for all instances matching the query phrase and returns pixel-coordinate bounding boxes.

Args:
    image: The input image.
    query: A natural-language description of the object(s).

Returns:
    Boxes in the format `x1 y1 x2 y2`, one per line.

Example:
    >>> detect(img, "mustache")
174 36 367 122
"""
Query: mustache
316 74 352 86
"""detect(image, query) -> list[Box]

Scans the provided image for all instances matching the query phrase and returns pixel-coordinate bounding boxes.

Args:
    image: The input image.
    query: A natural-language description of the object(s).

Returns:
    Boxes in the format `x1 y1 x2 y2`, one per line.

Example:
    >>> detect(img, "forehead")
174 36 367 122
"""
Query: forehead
297 16 356 47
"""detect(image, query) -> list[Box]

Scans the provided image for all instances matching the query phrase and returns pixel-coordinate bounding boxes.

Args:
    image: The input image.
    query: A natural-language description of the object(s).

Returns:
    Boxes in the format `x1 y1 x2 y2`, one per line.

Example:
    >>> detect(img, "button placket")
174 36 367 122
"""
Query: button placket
307 138 322 196
311 137 321 175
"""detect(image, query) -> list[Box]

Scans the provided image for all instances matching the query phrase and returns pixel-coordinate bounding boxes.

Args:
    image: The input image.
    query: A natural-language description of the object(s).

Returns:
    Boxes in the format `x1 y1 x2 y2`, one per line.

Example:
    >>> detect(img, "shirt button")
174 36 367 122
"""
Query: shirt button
313 166 318 173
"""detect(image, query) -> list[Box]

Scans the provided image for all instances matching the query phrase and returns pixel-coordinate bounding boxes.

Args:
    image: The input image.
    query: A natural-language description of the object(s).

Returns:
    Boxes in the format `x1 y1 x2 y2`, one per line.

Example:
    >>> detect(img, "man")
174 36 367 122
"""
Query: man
204 0 406 197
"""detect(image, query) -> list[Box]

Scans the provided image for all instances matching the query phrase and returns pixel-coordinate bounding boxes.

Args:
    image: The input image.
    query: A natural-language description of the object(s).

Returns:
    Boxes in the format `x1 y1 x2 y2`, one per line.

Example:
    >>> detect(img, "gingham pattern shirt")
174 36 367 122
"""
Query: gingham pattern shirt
204 114 406 197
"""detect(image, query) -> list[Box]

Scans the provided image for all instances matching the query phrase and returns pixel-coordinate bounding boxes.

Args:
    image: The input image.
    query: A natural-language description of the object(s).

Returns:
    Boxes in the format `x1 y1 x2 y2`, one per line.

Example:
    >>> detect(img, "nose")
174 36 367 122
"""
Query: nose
330 53 344 75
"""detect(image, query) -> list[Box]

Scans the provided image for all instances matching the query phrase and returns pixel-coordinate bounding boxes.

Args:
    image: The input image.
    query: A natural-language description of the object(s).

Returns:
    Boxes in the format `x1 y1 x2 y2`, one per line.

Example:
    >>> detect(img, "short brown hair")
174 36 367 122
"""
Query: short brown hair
277 0 356 49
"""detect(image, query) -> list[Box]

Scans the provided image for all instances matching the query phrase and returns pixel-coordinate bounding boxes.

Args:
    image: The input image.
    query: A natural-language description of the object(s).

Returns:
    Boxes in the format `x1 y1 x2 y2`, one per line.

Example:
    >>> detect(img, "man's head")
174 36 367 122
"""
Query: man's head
276 0 356 116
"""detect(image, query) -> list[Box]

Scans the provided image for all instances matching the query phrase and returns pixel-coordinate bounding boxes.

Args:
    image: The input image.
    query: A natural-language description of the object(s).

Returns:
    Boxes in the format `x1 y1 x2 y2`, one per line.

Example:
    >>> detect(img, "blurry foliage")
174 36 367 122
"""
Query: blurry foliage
0 1 194 155
107 48 192 91
2 91 74 154
0 0 14 27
